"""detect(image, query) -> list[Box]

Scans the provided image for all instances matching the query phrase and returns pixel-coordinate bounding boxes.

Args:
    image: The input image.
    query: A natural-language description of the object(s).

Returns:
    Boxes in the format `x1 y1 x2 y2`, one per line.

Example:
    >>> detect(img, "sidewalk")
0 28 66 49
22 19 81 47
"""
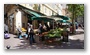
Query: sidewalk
70 28 84 36
76 28 84 32
4 33 84 49
4 34 29 49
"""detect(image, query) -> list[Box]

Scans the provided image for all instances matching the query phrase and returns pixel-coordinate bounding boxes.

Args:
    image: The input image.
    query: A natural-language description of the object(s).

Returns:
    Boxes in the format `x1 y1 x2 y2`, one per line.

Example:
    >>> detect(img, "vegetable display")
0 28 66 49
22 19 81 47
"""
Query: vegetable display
45 28 63 38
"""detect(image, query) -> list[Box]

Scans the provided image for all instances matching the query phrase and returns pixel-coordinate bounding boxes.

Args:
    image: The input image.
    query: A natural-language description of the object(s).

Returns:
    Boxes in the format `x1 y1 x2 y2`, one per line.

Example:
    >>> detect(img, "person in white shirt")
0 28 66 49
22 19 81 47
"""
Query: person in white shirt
43 25 47 32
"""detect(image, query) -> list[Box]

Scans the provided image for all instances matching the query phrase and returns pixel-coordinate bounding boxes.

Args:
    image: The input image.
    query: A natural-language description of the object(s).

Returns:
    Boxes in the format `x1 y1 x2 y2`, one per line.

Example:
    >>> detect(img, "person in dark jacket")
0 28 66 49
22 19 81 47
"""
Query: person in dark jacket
29 28 35 45
28 25 35 45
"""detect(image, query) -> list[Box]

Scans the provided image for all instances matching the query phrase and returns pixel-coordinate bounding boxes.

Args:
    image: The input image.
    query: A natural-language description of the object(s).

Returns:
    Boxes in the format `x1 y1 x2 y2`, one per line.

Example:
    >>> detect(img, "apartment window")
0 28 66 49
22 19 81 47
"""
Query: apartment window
29 4 33 7
45 7 47 13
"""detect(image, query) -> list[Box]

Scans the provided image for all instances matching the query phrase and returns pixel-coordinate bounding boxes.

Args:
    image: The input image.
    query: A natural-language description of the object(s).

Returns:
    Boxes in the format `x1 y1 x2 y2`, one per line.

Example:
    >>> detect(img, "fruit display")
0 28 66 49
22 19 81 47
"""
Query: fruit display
44 28 63 38
22 28 27 32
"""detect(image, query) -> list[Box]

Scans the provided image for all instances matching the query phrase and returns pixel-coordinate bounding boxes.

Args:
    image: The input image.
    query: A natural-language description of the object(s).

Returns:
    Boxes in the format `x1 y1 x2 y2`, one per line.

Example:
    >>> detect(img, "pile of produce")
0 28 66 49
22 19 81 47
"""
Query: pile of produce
45 28 63 38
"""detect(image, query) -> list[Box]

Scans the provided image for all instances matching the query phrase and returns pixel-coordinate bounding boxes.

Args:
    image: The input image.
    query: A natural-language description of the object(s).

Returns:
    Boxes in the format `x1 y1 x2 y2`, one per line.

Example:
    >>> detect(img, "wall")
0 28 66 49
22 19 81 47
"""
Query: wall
6 5 17 34
20 4 34 10
4 4 28 34
40 4 57 16
22 11 28 29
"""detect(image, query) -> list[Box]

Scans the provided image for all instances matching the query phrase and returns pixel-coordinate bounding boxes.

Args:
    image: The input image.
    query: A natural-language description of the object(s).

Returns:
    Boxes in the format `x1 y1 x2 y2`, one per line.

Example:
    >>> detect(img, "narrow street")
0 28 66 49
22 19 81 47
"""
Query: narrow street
4 31 84 49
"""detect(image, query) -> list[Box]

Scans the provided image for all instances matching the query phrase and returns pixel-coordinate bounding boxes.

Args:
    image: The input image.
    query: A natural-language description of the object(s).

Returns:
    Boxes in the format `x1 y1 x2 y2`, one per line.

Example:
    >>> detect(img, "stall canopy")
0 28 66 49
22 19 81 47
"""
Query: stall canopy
57 20 70 23
23 9 45 17
24 9 54 21
52 15 70 20
31 16 54 22
21 7 54 22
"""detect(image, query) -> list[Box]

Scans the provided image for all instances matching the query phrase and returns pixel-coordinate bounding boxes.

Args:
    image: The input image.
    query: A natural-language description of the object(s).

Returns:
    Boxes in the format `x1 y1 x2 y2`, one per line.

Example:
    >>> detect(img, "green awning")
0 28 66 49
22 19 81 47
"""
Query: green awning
19 5 70 21
57 20 70 23
31 16 54 22
18 4 45 17
23 9 45 17
19 7 54 22
52 15 70 20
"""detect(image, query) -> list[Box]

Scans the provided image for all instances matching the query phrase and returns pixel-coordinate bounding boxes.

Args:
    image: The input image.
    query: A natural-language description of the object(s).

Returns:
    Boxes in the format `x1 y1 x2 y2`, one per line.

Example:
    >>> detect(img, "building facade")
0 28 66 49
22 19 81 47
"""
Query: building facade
4 4 18 34
4 4 65 34
20 4 63 16
4 4 28 34
20 4 64 28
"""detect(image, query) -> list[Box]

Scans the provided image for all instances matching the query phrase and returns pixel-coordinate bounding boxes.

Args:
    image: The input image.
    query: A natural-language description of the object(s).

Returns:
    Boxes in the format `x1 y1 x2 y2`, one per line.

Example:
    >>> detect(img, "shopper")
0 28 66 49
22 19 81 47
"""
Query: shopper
17 26 22 39
28 25 35 45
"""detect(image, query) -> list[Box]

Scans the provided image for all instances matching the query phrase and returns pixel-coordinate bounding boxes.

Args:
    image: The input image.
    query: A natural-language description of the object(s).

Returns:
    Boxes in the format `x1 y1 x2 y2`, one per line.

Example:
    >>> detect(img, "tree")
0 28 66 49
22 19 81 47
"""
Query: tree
67 4 84 34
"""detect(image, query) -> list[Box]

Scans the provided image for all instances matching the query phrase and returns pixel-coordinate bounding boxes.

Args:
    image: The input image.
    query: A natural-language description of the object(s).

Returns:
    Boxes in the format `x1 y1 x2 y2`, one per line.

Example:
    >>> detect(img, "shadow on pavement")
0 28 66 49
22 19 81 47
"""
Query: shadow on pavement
14 37 84 49
14 36 18 38
69 32 84 36
58 39 84 49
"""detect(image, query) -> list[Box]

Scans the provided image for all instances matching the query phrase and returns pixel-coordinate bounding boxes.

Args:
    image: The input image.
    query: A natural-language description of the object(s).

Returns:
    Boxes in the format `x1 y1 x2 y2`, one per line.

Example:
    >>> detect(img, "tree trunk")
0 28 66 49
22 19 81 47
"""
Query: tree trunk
72 5 75 34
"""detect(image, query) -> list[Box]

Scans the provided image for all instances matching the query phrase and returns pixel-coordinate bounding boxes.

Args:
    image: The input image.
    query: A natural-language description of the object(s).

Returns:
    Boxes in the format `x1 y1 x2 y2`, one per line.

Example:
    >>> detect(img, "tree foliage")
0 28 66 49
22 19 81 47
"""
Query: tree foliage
67 4 84 19
67 4 84 34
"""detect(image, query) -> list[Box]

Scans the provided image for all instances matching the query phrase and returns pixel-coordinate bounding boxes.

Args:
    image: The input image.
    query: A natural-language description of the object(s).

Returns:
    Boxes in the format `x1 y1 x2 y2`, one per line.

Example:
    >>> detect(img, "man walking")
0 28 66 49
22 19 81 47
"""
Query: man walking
16 26 22 39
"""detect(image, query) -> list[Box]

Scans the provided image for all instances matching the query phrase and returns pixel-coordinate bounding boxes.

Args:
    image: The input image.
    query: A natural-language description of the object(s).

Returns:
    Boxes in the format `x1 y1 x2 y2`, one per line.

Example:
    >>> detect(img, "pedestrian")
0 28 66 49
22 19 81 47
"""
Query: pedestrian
41 24 47 41
43 24 47 32
38 23 43 41
80 24 83 29
21 28 28 39
28 23 31 26
28 26 35 45
4 24 9 33
45 23 50 31
30 29 35 44
26 23 31 40
38 23 43 34
30 24 35 43
70 24 72 33
16 26 22 39
4 31 10 39
4 24 10 39
76 22 78 29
